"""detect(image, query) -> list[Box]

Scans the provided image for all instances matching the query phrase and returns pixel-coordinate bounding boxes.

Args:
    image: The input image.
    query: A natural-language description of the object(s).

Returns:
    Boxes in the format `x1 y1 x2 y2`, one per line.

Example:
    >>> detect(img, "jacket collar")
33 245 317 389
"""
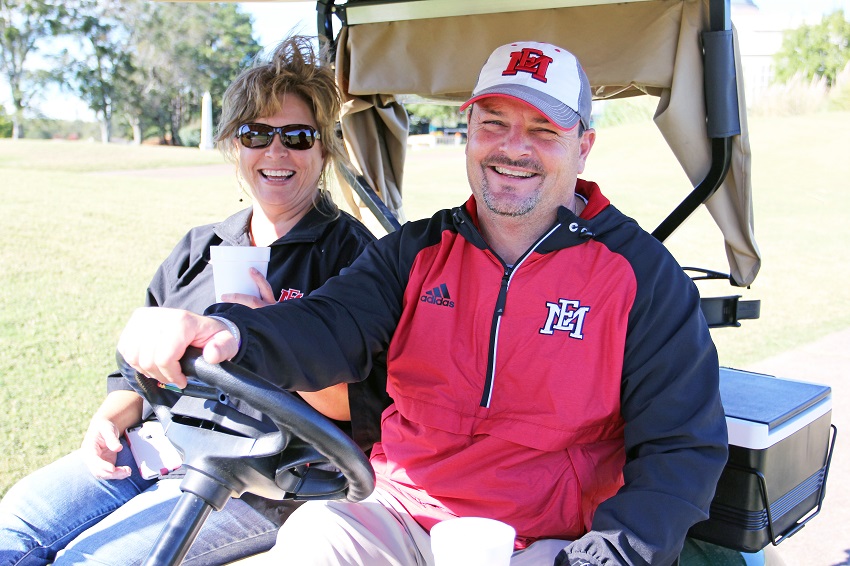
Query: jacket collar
453 179 620 254
214 192 339 247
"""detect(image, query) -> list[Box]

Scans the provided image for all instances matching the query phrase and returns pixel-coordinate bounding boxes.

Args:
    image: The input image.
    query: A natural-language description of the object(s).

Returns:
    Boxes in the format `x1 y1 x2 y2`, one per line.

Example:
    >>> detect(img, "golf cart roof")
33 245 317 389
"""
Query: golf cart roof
322 0 759 286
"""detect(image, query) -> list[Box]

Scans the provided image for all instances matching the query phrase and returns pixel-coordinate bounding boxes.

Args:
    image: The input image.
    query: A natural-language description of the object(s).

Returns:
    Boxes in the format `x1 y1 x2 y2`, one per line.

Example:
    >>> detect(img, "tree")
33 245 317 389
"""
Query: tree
0 103 12 136
55 0 259 145
774 10 850 88
406 103 463 132
126 2 259 145
108 0 169 144
60 0 134 143
0 0 69 138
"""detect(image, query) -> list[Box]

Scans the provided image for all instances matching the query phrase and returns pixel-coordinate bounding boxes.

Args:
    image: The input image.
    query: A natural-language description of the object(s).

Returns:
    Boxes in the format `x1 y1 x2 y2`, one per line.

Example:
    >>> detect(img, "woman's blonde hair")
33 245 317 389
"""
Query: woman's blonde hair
215 35 348 202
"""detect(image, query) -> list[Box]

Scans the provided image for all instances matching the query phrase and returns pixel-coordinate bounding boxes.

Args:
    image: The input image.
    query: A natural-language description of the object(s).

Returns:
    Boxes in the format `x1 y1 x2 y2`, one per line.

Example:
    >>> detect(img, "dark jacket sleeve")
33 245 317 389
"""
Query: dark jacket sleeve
205 226 415 394
559 236 728 566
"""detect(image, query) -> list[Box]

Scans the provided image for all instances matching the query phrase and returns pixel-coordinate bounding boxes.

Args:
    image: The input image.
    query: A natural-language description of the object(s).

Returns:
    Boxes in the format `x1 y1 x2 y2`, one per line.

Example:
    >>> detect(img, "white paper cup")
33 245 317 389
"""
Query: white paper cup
210 245 271 302
431 517 516 566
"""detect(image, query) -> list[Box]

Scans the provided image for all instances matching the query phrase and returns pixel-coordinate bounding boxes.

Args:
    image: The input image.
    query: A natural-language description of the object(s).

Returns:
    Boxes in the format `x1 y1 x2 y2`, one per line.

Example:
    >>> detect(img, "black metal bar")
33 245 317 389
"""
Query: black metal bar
652 0 738 242
312 2 402 234
683 266 735 281
709 0 731 31
651 136 733 241
142 492 213 566
336 162 403 233
316 0 337 55
721 423 838 548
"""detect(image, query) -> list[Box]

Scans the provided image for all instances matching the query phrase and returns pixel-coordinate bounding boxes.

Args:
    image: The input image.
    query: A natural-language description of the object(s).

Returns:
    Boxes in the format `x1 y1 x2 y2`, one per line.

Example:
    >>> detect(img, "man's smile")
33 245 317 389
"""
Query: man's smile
492 166 536 178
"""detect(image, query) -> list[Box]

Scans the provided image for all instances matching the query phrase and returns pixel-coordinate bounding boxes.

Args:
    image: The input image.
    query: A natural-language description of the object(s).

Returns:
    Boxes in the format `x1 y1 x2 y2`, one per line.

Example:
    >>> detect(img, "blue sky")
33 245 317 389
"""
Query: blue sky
5 0 849 122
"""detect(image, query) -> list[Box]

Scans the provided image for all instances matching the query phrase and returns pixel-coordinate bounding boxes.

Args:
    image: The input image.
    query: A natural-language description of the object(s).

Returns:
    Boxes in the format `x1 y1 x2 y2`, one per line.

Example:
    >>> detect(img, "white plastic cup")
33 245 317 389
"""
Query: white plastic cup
210 245 271 302
430 517 516 566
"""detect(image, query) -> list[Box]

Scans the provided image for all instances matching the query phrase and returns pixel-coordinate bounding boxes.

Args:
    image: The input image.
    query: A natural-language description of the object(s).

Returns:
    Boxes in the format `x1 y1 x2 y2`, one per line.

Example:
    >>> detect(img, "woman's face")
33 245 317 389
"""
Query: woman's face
235 94 324 217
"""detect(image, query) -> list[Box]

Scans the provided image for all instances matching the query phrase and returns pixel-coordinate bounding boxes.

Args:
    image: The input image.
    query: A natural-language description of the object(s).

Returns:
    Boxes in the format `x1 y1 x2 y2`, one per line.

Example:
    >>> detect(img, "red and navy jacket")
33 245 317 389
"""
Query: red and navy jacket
210 180 728 566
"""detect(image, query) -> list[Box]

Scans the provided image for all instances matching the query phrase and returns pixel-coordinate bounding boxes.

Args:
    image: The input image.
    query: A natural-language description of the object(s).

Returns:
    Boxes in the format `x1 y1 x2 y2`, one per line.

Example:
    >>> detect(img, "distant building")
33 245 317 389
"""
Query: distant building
732 0 809 105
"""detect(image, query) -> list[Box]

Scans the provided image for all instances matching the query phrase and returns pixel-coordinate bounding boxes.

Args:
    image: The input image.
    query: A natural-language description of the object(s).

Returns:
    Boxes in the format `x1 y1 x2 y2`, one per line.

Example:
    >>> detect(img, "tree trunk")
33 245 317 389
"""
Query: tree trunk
170 96 183 146
170 117 182 146
100 118 111 144
124 112 143 145
12 108 24 139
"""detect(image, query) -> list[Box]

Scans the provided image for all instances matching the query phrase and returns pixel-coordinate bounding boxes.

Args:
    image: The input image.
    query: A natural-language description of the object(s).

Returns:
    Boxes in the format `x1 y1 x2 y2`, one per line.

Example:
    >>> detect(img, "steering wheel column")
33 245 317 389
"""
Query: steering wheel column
119 348 375 566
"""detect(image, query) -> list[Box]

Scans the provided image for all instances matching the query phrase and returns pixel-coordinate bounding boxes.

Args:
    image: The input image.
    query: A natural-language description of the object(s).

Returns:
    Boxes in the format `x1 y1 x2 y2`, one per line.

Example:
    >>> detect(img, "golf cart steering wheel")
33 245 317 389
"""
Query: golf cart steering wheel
118 348 375 565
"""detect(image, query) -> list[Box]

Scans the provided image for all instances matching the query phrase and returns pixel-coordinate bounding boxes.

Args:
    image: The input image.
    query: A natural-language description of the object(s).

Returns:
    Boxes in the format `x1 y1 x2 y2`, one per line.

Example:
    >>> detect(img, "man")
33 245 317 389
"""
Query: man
119 41 727 565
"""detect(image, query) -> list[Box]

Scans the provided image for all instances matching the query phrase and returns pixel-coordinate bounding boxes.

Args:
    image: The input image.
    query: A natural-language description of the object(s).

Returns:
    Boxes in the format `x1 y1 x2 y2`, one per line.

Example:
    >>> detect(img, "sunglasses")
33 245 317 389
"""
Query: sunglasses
236 123 321 150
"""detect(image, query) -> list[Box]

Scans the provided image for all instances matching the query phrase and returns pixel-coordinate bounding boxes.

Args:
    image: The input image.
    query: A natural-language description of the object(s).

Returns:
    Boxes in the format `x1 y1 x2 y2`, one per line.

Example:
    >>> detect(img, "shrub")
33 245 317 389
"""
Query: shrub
0 108 12 138
12 116 100 140
179 122 202 148
749 73 830 117
592 96 657 128
828 63 850 111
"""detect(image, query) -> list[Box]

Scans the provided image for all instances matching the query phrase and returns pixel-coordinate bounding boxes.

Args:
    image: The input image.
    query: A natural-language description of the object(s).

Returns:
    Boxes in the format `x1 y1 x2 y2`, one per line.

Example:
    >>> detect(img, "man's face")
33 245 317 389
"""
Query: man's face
465 97 594 221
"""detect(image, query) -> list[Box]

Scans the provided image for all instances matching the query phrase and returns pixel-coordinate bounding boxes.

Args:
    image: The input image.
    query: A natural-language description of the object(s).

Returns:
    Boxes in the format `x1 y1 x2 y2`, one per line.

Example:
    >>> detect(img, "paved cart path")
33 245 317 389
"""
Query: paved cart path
92 164 232 178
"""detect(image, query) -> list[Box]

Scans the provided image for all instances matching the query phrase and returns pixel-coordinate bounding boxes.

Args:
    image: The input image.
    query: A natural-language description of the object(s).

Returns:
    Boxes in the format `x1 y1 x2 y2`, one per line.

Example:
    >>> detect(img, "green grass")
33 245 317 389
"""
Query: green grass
584 112 850 364
0 143 242 493
1 112 849 495
0 139 227 172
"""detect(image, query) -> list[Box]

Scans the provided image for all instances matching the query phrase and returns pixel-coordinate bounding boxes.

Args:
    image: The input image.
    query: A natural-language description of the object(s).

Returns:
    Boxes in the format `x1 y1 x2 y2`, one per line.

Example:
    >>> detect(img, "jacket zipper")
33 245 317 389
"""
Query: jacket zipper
480 223 562 408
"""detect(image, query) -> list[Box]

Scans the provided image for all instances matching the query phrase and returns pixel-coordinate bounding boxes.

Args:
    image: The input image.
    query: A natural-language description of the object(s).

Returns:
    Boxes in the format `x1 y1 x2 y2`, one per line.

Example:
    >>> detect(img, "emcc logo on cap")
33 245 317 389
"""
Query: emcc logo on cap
502 48 553 83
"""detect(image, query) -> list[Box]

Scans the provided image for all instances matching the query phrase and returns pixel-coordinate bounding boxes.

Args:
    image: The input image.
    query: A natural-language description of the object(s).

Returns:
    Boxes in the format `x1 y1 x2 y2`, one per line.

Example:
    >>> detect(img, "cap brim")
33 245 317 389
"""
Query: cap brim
460 86 581 131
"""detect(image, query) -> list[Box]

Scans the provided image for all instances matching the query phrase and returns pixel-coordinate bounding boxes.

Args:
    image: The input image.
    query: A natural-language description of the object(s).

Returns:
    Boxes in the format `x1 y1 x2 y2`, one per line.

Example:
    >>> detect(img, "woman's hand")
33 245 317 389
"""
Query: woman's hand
220 267 278 309
81 414 132 480
80 390 145 480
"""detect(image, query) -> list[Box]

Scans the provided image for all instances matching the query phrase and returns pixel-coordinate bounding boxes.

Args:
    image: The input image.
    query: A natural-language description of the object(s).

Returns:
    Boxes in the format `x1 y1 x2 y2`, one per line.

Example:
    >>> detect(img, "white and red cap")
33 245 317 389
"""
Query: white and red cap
460 41 592 131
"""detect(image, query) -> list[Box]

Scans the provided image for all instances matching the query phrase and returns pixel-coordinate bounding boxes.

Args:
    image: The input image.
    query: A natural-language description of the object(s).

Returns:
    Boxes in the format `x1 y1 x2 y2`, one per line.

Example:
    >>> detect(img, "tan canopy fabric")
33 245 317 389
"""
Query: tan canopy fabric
336 31 410 223
336 0 760 285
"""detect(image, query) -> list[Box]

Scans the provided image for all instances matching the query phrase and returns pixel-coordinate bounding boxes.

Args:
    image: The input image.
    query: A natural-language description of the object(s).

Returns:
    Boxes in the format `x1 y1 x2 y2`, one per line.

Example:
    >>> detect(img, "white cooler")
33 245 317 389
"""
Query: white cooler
688 368 835 552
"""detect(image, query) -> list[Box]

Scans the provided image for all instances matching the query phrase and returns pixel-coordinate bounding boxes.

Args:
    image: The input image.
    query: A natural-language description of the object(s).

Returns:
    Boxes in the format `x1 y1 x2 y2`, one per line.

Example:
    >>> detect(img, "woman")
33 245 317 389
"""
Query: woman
0 35 388 565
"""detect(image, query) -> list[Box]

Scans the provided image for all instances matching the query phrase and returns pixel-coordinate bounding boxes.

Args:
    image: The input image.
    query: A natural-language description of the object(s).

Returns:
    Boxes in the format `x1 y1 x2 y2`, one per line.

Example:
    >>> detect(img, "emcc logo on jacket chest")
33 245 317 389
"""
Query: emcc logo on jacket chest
539 298 590 338
420 283 455 308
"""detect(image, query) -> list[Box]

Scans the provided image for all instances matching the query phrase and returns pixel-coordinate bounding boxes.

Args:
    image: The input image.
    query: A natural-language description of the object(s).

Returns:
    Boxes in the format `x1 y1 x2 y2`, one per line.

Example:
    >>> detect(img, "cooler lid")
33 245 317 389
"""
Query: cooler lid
720 368 831 430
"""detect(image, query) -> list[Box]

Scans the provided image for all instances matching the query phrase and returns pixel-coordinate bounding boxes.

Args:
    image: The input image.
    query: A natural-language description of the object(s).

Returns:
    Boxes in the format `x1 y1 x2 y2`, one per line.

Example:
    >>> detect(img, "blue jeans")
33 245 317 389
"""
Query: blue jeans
0 438 277 565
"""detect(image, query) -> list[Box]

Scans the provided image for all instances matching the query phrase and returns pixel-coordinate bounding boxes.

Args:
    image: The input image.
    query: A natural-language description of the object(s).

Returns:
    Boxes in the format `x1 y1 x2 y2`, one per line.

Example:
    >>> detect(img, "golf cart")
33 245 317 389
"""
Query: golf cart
136 0 836 564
